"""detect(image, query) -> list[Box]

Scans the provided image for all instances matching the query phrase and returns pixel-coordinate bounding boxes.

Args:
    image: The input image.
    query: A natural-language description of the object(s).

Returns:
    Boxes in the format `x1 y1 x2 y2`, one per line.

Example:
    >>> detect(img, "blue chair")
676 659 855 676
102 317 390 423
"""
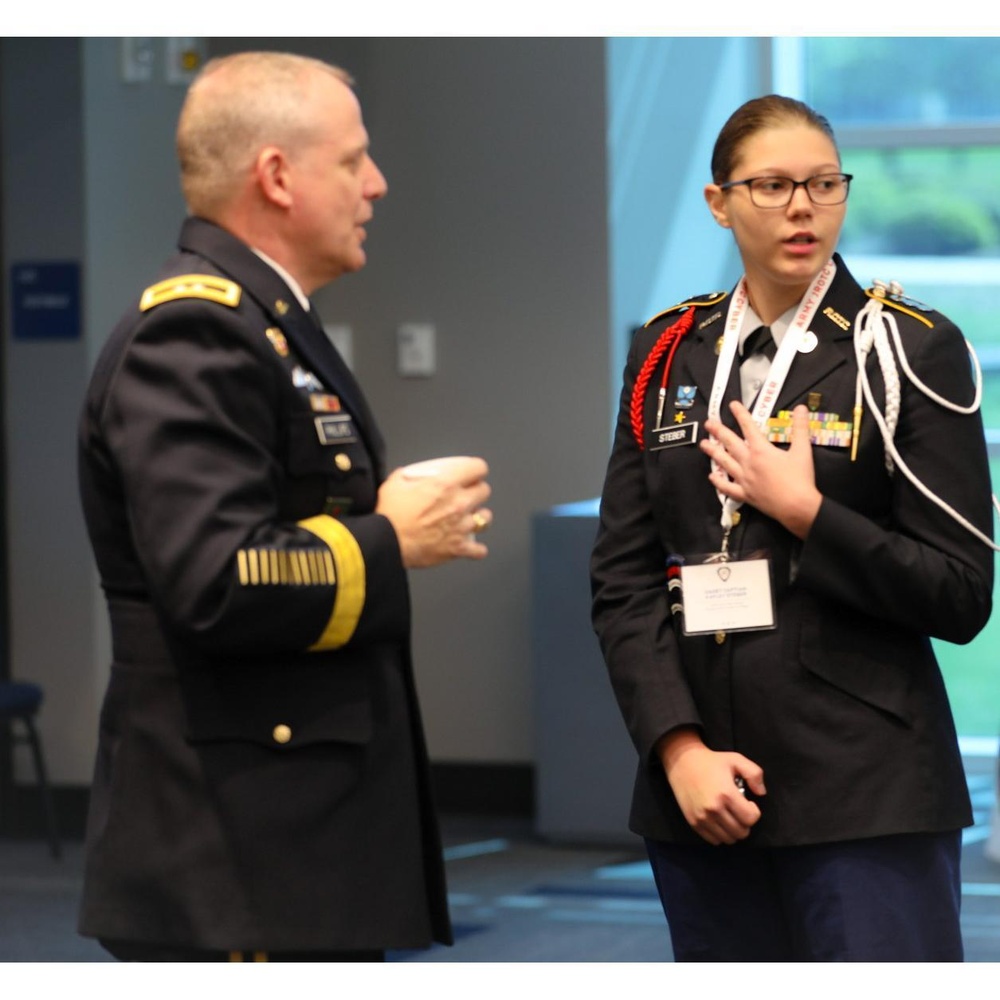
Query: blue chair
0 681 60 858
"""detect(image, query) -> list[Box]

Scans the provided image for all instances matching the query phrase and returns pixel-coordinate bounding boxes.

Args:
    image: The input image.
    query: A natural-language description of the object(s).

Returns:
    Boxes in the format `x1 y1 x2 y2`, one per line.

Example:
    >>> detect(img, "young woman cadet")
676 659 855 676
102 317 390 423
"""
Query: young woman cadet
590 95 995 962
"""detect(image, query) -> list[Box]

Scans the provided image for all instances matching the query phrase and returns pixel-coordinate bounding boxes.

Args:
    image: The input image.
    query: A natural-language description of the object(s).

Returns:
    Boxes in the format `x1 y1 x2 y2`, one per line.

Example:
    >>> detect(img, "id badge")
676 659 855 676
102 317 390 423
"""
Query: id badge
680 554 776 636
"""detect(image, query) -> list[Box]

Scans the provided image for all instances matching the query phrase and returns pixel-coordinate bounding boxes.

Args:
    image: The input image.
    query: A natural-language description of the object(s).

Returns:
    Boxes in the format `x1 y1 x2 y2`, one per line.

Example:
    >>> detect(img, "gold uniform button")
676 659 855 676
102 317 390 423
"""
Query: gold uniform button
334 453 352 472
730 511 741 526
272 724 292 745
715 631 727 645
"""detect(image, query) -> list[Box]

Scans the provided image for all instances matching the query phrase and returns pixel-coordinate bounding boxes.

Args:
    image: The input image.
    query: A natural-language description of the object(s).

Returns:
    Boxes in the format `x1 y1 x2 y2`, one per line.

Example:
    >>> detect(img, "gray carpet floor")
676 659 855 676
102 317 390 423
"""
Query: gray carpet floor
1 755 998 964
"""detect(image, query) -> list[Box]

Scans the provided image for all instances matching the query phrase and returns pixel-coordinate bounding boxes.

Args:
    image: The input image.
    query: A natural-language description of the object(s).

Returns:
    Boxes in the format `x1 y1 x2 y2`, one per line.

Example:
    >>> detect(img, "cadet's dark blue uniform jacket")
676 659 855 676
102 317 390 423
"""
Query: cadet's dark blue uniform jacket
591 256 994 846
78 217 451 952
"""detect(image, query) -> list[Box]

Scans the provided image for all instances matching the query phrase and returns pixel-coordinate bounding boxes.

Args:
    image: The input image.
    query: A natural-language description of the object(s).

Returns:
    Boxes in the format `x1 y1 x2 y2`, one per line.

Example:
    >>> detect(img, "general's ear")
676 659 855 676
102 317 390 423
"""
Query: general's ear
704 183 731 229
255 146 293 209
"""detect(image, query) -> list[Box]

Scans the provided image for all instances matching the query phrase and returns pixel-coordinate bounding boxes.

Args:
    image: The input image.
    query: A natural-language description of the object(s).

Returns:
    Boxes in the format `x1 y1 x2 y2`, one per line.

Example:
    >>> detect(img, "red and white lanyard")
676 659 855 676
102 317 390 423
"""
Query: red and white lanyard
707 259 836 544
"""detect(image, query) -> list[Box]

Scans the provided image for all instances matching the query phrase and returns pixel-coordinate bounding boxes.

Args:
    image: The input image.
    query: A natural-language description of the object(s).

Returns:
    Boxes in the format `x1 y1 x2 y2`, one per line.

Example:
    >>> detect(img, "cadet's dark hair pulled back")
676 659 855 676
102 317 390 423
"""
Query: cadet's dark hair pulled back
711 94 838 184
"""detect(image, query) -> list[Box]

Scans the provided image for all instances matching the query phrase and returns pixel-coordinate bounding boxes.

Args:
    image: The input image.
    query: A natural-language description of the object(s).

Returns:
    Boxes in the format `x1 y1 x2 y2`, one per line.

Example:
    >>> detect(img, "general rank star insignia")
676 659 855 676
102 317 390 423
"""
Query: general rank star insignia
275 298 290 316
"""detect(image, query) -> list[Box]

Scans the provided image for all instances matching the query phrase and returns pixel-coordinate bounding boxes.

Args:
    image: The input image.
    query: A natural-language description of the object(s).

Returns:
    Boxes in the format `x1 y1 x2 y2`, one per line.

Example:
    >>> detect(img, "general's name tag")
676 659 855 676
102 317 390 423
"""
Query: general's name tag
648 421 699 451
680 557 775 635
314 414 357 445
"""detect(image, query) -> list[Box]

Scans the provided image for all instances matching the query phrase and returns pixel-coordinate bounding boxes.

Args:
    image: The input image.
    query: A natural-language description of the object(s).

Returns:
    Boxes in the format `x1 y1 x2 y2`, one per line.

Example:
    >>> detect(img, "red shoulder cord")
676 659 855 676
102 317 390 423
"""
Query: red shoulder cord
629 306 696 450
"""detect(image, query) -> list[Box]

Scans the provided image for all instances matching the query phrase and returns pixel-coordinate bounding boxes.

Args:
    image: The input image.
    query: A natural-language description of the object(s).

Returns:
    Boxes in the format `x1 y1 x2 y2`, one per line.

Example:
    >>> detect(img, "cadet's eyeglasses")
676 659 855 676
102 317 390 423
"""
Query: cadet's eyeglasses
719 173 853 208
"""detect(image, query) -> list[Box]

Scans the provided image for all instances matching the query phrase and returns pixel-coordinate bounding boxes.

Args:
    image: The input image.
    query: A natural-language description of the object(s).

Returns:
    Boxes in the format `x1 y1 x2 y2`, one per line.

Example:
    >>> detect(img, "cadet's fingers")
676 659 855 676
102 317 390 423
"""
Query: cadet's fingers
738 766 767 798
789 405 812 450
728 399 767 441
703 418 739 450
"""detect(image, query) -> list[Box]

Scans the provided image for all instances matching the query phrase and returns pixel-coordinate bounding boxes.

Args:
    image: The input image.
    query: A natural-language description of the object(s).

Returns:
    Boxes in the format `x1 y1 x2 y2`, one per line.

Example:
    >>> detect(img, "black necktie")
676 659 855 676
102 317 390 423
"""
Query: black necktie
741 325 775 362
740 326 775 406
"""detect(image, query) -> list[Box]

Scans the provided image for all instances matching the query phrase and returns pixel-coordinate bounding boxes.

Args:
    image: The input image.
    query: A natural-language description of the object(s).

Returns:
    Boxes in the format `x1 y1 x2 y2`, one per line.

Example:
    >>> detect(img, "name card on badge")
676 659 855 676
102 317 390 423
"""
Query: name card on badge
680 557 776 635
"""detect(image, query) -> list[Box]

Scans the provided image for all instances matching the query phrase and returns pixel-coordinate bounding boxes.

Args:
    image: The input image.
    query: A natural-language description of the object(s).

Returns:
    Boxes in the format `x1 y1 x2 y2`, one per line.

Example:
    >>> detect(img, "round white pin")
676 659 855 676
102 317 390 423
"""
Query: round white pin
799 331 818 353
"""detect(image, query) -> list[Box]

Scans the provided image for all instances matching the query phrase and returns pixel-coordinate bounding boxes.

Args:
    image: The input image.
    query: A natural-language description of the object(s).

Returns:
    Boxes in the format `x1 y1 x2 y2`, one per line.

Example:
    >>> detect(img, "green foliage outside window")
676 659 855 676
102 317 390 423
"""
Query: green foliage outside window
840 148 1000 257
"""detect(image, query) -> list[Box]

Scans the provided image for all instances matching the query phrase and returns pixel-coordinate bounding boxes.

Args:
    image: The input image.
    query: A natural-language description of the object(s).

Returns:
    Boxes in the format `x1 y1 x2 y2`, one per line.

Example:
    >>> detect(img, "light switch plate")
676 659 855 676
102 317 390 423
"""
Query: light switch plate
397 323 436 377
121 38 154 83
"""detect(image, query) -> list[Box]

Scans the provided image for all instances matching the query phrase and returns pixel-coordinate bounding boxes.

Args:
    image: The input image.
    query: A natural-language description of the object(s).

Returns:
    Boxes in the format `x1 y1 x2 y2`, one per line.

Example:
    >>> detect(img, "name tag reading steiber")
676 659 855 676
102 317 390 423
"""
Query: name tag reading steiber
680 557 775 635
648 421 699 451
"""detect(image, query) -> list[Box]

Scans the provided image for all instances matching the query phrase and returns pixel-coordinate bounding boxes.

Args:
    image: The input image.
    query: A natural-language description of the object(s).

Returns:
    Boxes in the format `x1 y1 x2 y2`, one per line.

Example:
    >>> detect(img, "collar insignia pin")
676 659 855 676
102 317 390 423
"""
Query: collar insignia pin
675 385 696 409
265 327 289 357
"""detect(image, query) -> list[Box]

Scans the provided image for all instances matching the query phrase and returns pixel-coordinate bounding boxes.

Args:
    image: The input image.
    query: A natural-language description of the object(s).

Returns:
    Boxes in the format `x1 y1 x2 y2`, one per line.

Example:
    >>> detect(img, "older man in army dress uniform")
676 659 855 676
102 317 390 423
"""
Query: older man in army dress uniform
77 51 492 961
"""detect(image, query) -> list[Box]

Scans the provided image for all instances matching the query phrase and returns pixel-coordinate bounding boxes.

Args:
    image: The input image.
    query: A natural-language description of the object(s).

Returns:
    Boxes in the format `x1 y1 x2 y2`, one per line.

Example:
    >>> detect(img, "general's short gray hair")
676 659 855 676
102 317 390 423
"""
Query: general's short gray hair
176 51 354 217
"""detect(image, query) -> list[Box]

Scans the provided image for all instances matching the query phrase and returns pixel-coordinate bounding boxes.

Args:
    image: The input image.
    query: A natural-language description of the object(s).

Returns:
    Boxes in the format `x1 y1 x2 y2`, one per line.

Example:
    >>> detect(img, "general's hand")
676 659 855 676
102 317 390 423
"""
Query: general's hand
702 402 821 540
657 729 765 846
377 456 492 568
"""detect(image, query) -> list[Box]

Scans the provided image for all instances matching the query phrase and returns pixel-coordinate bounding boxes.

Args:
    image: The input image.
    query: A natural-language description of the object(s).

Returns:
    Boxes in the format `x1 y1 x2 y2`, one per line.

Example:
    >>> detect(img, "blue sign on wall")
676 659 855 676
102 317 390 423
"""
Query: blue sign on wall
10 262 81 341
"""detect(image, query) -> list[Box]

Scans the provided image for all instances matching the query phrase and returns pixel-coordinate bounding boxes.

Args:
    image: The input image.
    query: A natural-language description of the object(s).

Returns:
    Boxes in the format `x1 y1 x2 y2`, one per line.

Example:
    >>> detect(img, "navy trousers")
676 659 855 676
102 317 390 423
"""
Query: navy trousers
645 830 963 962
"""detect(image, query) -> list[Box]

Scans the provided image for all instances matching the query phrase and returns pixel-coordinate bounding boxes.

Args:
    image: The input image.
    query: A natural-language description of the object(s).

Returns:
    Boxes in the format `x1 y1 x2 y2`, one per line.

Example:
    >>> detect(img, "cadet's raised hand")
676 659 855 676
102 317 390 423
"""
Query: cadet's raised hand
702 401 821 540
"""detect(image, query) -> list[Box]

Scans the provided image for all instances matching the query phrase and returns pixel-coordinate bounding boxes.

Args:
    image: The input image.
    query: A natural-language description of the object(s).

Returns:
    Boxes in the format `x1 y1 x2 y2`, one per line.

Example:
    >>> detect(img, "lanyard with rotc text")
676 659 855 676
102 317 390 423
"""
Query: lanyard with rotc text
706 258 836 555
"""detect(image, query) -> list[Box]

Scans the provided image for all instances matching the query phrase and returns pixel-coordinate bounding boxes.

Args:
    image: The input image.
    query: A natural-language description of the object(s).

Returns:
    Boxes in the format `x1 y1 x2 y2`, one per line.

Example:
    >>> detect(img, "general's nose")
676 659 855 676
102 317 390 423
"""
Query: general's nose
366 157 388 201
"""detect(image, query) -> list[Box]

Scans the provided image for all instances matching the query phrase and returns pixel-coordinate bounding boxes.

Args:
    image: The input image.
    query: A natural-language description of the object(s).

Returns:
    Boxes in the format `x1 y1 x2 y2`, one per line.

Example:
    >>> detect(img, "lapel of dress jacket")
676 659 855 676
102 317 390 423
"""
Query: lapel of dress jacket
677 290 743 434
177 217 388 481
300 304 387 480
273 296 388 482
772 254 864 413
